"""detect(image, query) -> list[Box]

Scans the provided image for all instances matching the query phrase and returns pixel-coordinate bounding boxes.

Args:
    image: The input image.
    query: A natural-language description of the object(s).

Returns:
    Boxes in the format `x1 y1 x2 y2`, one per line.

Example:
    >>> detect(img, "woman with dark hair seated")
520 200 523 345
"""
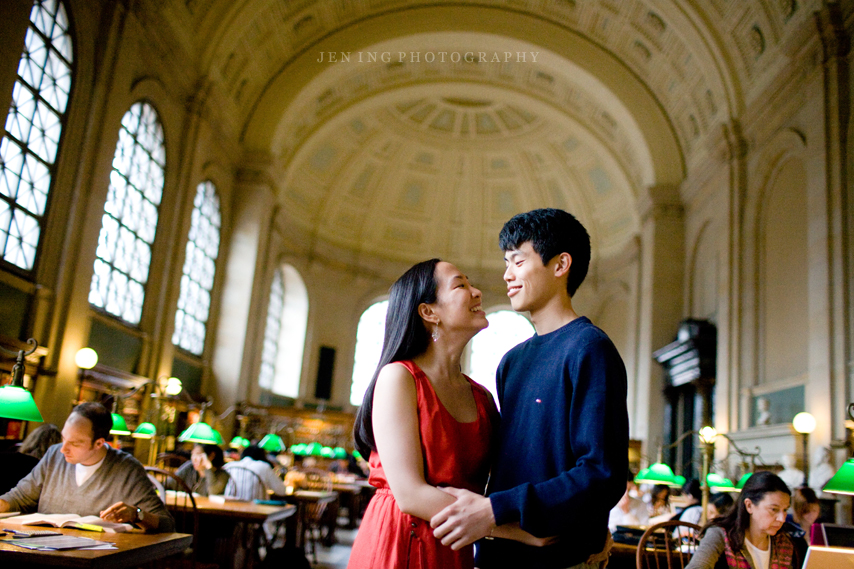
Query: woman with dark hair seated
686 471 797 569
175 443 230 496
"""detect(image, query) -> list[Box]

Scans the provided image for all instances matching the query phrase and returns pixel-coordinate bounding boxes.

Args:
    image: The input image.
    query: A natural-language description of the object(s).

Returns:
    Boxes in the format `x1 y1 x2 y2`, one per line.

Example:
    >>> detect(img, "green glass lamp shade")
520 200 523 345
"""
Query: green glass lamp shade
736 473 753 489
131 422 157 438
823 459 854 495
673 475 687 487
707 472 734 488
0 385 44 422
178 421 224 445
259 433 286 453
229 436 250 449
333 446 348 460
109 413 131 435
635 462 679 486
306 441 324 456
320 446 336 458
352 450 363 460
290 443 307 456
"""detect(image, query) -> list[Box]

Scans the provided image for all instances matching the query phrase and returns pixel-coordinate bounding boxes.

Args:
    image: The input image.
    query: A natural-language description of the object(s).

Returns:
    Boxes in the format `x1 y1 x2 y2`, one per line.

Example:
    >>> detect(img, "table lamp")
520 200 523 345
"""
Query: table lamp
230 436 250 449
735 472 753 489
0 339 43 422
823 459 854 495
259 433 286 453
178 420 224 445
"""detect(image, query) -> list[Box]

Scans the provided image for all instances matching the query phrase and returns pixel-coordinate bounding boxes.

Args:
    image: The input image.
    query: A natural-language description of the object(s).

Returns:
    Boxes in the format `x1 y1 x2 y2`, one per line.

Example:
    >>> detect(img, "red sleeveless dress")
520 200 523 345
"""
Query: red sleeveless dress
348 360 499 569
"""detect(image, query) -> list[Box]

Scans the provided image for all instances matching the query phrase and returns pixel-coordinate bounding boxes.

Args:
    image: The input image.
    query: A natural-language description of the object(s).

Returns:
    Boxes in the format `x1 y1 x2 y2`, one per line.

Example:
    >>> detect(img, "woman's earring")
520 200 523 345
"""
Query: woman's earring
431 326 440 342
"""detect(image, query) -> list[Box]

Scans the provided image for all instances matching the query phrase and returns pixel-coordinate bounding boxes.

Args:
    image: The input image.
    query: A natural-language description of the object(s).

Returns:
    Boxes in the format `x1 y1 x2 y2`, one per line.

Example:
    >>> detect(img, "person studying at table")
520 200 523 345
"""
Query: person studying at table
0 402 175 532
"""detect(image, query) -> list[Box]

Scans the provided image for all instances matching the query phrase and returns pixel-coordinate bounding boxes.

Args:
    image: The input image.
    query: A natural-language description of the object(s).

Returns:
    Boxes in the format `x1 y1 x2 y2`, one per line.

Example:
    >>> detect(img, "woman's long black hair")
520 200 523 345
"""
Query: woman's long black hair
353 259 440 459
706 470 791 552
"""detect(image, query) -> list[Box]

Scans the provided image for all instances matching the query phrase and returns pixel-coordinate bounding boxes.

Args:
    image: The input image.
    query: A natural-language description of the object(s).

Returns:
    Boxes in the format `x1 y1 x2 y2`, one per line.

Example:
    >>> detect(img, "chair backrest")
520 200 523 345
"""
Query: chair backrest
296 467 334 524
298 468 334 492
156 452 190 471
144 466 199 552
636 520 702 569
224 465 267 501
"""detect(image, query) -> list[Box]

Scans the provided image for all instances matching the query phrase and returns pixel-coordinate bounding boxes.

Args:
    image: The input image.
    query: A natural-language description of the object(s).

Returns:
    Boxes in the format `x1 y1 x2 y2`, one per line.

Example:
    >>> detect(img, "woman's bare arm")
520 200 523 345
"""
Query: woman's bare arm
372 363 457 520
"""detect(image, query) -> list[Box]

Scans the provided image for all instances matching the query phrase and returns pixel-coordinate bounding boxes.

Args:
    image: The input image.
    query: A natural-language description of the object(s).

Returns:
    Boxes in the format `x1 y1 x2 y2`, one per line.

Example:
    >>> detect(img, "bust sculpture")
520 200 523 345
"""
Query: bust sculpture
809 446 836 496
778 453 806 490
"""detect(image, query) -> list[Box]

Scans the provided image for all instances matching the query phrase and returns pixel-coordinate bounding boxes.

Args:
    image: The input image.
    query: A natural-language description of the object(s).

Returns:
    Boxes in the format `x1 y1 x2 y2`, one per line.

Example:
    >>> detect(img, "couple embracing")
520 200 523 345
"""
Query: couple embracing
349 208 629 569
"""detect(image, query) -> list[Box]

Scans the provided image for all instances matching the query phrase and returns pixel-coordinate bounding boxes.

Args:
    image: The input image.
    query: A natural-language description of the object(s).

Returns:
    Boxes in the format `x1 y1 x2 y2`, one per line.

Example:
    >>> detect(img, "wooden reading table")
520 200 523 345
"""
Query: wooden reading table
0 524 192 569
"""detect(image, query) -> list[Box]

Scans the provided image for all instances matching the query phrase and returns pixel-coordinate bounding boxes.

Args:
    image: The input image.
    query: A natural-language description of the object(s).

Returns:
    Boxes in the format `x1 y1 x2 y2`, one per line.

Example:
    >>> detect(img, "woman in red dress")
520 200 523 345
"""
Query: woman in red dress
349 259 549 569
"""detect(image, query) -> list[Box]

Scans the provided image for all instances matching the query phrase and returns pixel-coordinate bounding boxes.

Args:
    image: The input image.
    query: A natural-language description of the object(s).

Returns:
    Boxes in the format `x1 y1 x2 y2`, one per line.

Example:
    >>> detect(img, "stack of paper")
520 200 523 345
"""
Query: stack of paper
7 535 105 551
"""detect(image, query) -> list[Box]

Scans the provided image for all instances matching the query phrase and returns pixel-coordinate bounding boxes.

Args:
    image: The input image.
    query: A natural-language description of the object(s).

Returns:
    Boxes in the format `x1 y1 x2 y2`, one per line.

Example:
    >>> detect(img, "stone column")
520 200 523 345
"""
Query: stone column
634 184 685 452
816 0 852 443
211 171 275 411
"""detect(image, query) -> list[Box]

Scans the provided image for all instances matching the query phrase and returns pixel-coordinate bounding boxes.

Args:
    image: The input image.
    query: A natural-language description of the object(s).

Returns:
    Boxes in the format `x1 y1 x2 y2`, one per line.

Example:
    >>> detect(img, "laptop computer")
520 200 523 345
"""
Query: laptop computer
802 545 854 569
811 523 854 548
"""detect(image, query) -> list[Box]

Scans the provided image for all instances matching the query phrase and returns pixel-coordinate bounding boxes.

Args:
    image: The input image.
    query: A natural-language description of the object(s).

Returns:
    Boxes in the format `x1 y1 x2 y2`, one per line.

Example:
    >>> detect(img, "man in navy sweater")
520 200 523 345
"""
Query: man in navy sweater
431 208 629 568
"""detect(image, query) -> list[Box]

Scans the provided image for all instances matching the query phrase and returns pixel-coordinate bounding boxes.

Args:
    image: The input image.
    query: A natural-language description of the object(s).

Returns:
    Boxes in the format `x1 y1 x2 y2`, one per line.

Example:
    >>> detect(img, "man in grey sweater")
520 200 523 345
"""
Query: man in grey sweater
0 402 175 532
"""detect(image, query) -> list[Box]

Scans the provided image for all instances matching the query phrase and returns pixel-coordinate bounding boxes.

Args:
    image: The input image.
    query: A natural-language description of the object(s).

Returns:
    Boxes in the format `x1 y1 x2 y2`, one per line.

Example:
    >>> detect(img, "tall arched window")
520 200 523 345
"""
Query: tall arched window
258 264 308 398
350 300 388 406
468 310 534 407
1 0 73 271
88 101 165 325
173 180 221 355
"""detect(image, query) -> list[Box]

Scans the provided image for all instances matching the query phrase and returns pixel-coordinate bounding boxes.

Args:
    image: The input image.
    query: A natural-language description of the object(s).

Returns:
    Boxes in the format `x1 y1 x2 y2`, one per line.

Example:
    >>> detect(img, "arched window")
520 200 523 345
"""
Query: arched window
88 101 165 325
350 300 388 406
468 309 534 407
258 264 308 398
1 0 73 271
173 180 221 355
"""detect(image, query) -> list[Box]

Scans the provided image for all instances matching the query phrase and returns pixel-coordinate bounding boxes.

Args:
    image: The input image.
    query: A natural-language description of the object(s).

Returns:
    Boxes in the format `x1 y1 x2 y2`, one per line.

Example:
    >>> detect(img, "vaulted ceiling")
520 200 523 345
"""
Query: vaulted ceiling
145 0 820 274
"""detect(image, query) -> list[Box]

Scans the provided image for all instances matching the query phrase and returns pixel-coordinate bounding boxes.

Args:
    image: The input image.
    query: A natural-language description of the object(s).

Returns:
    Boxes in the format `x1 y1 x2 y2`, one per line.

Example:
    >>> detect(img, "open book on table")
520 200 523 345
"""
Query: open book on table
4 513 133 533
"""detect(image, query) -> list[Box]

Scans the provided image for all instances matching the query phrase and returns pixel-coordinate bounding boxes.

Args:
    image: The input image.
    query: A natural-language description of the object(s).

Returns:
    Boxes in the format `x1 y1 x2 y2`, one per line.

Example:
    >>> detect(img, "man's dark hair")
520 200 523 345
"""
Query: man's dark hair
498 208 591 297
71 401 112 442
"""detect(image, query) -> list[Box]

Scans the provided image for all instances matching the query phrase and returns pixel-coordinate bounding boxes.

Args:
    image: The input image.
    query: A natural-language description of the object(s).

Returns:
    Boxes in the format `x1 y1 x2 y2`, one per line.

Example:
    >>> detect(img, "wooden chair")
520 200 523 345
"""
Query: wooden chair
636 520 702 569
223 465 268 501
156 452 190 471
295 467 335 564
144 466 201 568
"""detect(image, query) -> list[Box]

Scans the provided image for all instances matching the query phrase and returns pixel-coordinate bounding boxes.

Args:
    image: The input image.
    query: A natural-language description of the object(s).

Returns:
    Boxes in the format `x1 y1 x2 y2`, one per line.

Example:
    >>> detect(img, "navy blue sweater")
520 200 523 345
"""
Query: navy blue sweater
477 317 629 568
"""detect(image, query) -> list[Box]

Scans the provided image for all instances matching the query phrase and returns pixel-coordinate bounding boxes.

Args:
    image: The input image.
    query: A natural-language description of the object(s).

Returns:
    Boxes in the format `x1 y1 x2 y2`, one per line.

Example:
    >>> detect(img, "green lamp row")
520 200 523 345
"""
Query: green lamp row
635 462 739 490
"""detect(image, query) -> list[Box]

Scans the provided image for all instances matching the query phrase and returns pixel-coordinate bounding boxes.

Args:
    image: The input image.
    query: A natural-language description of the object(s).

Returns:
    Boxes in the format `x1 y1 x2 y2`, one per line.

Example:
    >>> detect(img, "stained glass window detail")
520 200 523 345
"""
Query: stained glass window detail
173 180 221 355
88 101 165 324
259 268 285 391
0 0 73 270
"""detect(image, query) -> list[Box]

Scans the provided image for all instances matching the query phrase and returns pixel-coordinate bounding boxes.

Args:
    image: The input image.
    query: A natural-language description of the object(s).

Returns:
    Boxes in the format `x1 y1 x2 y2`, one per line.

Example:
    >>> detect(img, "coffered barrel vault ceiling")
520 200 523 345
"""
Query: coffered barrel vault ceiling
155 0 818 273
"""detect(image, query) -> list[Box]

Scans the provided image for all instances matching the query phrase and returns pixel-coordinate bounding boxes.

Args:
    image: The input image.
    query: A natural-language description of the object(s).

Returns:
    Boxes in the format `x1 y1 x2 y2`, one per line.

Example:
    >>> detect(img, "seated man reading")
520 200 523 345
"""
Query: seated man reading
0 402 175 532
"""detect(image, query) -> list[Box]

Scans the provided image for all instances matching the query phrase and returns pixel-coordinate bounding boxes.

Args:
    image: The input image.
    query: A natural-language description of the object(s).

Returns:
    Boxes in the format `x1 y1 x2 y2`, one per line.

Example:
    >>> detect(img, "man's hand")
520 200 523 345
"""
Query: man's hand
99 502 137 524
0 499 10 513
430 487 495 550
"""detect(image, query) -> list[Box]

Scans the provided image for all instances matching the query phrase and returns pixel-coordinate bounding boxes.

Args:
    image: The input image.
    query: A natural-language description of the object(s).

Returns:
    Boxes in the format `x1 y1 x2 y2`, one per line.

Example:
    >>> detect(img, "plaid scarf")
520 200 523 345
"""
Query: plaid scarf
723 532 793 569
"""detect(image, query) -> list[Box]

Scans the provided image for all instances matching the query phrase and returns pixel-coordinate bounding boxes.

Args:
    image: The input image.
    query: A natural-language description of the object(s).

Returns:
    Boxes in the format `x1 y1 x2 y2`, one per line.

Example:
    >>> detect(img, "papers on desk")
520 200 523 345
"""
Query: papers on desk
6 535 109 551
208 494 244 504
0 512 21 519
